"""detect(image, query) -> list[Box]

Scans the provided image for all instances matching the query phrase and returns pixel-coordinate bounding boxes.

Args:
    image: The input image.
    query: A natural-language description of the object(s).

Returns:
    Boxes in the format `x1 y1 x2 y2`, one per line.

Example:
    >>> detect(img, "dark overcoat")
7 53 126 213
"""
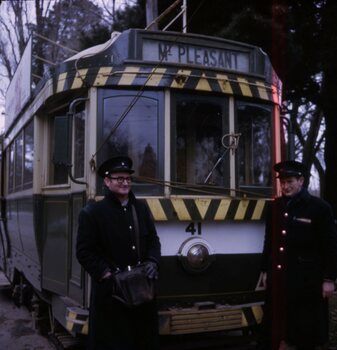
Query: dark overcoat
261 188 337 348
76 190 161 350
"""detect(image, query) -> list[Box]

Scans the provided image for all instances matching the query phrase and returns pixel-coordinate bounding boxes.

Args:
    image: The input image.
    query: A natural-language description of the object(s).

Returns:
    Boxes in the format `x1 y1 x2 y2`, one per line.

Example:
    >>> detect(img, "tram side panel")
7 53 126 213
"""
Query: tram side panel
3 196 42 290
40 193 86 305
41 195 70 295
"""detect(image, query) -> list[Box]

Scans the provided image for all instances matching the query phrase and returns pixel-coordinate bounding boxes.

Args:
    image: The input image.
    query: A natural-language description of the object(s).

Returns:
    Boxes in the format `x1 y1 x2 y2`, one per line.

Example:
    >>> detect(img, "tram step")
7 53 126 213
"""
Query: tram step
0 270 11 289
49 332 84 349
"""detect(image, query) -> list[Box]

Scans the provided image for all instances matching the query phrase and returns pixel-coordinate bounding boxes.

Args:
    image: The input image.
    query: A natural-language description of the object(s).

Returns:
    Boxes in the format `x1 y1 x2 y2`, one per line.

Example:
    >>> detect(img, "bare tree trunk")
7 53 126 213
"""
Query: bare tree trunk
9 0 27 55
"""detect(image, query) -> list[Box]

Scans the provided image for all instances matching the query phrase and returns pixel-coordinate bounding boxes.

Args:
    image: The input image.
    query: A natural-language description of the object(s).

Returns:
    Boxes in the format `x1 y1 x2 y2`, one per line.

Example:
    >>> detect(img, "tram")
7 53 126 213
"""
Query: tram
0 29 282 337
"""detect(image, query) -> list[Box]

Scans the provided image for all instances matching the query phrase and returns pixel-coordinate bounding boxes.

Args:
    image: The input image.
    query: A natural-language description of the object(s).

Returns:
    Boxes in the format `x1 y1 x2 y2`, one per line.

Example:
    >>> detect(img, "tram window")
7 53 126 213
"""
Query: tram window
74 110 85 179
98 91 163 195
7 121 34 193
14 132 23 191
236 101 272 188
49 115 69 185
8 143 14 193
173 95 229 190
48 104 85 185
23 120 34 188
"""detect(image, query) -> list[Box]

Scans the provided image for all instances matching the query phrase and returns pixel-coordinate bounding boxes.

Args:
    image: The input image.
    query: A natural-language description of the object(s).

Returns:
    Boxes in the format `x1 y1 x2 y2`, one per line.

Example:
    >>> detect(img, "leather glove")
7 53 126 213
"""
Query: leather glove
144 261 159 280
100 271 116 293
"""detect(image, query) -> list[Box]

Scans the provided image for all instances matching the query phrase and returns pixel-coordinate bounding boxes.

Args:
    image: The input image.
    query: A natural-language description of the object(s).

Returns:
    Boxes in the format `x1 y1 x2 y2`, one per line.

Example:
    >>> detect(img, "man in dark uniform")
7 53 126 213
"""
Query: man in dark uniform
259 160 337 350
76 156 161 350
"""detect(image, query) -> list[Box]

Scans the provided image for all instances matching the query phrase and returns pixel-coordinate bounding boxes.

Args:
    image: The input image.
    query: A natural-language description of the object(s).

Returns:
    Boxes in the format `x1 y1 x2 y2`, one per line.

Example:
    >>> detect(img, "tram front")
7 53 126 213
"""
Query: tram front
90 29 282 336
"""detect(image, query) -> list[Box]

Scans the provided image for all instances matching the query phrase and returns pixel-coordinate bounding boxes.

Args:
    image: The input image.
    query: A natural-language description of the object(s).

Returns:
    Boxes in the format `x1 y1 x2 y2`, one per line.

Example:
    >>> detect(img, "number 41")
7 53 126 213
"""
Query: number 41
185 222 202 235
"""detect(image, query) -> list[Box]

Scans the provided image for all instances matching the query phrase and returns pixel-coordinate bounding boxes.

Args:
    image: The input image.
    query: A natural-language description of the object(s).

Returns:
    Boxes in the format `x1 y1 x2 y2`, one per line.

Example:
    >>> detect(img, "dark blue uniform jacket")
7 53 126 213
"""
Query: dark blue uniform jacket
76 190 161 350
261 188 337 347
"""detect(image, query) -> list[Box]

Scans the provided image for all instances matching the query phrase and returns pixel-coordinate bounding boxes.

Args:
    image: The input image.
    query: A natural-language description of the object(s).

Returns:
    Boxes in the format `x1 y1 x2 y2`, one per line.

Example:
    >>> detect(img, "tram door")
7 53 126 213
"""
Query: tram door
42 108 86 304
68 193 86 303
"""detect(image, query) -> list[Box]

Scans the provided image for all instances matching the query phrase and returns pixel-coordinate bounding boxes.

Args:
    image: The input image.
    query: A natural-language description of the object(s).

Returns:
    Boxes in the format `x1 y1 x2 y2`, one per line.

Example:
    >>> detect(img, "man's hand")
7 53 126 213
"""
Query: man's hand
100 270 116 293
322 280 335 298
261 272 267 289
144 261 159 280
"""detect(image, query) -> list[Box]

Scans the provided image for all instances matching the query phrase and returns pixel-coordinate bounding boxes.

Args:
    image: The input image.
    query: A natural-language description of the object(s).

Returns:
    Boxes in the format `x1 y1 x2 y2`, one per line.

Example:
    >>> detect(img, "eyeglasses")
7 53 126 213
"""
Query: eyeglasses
108 176 132 184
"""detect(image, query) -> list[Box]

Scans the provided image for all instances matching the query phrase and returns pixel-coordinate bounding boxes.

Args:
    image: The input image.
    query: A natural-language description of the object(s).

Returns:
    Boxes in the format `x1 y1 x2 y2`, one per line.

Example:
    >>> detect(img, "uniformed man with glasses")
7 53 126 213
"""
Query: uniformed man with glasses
76 156 161 350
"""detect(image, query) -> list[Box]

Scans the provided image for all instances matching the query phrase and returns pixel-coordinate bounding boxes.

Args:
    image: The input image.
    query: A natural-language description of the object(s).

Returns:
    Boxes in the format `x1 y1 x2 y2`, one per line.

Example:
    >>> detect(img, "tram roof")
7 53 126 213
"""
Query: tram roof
64 32 121 63
5 29 282 136
61 28 275 80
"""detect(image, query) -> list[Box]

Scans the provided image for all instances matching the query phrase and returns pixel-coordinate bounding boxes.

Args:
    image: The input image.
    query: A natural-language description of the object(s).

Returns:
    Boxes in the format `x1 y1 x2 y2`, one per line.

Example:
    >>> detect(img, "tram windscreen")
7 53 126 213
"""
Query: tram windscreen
174 98 228 188
100 92 161 195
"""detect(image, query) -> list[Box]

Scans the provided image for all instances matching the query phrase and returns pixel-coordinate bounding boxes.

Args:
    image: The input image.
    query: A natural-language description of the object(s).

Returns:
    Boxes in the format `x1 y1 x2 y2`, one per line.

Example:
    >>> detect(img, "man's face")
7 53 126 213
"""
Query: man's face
279 176 304 197
103 172 132 200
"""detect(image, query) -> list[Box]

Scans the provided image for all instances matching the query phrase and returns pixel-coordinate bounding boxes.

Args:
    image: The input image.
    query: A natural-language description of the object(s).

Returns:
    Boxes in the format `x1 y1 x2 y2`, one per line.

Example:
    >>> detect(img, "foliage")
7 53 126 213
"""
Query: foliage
79 0 146 49
111 0 146 32
0 0 107 93
36 0 106 79
319 0 337 210
0 0 35 104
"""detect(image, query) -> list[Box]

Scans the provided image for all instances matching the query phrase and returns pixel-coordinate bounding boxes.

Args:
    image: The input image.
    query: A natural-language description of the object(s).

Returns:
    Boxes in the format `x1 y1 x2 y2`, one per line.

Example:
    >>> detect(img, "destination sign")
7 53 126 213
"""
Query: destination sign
142 39 250 73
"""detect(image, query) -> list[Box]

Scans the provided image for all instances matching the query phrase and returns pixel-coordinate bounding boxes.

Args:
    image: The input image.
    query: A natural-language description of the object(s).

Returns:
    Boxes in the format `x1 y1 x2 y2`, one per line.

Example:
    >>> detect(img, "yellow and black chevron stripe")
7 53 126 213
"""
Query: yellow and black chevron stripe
65 302 263 336
55 65 281 104
66 307 88 335
144 198 268 222
159 304 263 335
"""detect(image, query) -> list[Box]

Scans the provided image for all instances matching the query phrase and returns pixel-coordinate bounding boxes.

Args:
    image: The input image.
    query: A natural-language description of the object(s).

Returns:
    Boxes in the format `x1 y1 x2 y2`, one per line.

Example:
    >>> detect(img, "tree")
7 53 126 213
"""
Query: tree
319 0 337 214
0 0 107 101
80 0 146 49
0 1 38 105
41 0 106 64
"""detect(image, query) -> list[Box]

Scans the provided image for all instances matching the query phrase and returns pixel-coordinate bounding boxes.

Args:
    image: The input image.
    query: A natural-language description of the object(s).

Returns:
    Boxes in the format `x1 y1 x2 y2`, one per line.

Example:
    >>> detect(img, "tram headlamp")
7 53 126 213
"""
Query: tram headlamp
178 237 215 273
187 244 209 268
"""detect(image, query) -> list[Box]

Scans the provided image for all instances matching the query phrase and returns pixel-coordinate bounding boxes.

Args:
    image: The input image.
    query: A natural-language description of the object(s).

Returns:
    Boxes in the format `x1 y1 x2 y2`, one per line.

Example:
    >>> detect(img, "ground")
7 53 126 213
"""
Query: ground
0 284 336 350
0 289 55 350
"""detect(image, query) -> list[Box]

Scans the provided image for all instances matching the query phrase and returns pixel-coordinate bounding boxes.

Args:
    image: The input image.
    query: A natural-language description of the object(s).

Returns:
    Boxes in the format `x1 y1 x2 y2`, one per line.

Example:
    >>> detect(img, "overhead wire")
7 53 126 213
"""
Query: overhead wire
133 175 269 198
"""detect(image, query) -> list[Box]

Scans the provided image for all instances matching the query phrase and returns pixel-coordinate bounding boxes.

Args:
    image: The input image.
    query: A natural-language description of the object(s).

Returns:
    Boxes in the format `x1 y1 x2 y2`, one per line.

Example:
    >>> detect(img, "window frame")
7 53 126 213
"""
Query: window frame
235 99 273 196
97 89 164 196
171 92 230 195
47 103 86 186
6 120 34 194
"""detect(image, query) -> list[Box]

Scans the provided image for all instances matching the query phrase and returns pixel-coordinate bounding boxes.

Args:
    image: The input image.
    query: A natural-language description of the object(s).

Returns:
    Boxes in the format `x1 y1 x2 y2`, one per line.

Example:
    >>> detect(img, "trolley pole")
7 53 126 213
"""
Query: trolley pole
182 0 187 33
146 0 158 30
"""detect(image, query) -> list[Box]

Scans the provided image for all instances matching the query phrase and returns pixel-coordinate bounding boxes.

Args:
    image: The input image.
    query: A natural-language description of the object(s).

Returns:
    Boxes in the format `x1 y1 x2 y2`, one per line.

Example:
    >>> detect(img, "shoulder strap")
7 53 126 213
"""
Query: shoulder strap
131 205 141 262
